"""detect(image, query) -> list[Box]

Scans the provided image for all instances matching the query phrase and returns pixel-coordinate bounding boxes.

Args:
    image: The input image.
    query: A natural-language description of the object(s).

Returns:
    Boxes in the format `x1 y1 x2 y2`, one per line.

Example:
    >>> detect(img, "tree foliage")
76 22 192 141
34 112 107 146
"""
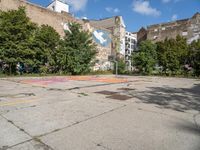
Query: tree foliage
156 35 188 75
188 39 200 76
31 25 60 73
57 23 97 75
0 8 97 75
132 40 157 74
0 7 37 74
113 59 126 75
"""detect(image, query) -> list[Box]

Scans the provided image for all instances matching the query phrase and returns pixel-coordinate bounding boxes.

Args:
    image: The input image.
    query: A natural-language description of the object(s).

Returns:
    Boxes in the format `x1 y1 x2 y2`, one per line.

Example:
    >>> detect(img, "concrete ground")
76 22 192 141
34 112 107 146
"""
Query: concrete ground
0 75 200 150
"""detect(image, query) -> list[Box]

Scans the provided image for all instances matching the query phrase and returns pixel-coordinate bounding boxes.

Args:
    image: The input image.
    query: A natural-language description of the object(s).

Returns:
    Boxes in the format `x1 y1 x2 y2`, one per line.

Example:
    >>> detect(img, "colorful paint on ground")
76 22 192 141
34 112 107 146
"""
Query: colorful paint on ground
20 77 69 86
20 76 128 86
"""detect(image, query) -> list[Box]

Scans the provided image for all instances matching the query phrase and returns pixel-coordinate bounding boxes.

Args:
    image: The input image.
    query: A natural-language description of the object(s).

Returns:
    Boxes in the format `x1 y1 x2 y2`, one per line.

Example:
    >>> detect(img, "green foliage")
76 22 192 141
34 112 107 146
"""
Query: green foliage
0 7 37 74
0 8 97 76
57 23 97 75
188 39 200 76
113 59 126 74
156 35 188 75
132 40 157 74
31 25 60 72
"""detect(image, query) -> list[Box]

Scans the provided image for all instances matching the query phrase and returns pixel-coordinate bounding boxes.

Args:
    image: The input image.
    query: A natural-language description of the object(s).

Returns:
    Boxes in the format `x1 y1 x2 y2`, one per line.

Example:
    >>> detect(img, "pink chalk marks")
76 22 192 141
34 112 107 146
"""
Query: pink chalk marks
21 77 69 86
20 76 128 86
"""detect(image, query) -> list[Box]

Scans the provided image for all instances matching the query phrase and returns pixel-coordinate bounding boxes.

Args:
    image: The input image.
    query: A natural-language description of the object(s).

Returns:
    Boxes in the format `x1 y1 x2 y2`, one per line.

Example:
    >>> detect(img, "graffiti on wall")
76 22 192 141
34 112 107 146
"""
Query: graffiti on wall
93 30 111 47
61 22 71 32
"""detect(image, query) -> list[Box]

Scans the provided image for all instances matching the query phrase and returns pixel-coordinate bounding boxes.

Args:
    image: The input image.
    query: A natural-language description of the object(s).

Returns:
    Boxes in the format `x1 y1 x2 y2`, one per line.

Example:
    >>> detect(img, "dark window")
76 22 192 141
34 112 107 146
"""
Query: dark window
52 6 55 11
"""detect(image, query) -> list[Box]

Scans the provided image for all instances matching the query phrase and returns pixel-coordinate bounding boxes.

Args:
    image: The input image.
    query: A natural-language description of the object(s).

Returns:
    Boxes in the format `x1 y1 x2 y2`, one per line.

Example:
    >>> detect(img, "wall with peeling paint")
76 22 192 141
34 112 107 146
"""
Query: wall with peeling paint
146 13 200 44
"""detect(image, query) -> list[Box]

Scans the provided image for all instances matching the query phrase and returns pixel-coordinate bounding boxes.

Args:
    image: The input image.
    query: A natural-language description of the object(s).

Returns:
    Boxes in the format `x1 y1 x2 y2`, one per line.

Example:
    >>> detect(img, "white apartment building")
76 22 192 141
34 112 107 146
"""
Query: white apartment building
47 0 69 13
125 31 137 70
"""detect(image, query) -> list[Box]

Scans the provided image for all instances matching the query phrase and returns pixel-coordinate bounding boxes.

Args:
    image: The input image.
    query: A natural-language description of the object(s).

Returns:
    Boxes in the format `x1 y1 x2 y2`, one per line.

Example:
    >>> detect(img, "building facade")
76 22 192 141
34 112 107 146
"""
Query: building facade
89 16 126 57
138 13 200 44
47 0 69 13
125 31 137 70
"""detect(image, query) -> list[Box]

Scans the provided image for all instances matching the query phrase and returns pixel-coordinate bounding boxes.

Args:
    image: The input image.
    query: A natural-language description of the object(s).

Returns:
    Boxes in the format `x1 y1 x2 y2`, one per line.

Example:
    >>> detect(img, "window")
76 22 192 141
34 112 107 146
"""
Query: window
182 32 188 36
128 50 130 54
52 5 55 11
131 45 134 49
162 27 166 31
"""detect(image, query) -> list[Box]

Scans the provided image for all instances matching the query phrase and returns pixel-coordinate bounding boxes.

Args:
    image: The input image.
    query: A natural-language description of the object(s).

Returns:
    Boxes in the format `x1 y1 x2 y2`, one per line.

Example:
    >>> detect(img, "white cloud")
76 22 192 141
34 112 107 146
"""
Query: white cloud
62 0 88 12
132 0 161 17
113 8 120 13
105 7 120 13
171 14 178 21
82 16 88 19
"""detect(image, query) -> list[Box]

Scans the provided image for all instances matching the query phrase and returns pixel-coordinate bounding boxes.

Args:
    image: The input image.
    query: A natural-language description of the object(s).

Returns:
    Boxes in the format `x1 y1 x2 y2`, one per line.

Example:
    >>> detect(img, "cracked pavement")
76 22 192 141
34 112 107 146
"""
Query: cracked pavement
0 75 200 150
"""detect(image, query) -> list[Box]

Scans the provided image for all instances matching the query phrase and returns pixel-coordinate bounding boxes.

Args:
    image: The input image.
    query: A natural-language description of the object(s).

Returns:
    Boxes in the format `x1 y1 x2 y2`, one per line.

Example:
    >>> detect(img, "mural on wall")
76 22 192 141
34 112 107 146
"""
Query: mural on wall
61 22 71 32
92 30 111 47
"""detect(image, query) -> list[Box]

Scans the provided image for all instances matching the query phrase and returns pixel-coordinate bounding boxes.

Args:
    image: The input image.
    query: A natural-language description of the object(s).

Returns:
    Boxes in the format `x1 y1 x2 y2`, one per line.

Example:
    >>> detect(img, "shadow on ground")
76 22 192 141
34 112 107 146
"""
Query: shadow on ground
175 120 200 150
128 84 200 112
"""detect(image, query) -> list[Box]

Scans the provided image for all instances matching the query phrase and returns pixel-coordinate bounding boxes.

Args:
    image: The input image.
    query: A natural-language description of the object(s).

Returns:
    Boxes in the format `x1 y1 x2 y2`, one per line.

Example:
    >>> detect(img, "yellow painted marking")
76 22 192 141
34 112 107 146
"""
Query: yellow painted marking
0 99 38 107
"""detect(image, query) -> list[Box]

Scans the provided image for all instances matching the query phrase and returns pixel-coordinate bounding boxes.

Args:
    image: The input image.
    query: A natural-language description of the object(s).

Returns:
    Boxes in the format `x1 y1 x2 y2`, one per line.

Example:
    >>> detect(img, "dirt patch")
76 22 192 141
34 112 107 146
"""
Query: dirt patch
95 91 118 95
117 88 136 91
106 94 132 101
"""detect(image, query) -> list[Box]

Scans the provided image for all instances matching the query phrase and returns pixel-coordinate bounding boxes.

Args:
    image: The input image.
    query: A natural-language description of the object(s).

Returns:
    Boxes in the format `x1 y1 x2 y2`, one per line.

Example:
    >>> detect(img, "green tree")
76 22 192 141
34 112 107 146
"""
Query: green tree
113 58 126 75
0 7 37 74
57 23 97 75
188 39 200 76
31 25 60 73
132 40 157 74
157 35 188 75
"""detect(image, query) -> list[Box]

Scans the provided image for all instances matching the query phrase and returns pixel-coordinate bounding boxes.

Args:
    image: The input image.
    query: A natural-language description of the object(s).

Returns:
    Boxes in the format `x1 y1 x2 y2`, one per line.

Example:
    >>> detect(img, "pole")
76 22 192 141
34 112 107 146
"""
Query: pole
115 60 118 76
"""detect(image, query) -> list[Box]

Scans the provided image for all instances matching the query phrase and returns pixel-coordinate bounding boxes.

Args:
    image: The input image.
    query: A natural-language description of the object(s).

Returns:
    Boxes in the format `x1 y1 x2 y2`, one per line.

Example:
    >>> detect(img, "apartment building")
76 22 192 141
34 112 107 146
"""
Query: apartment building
125 31 137 70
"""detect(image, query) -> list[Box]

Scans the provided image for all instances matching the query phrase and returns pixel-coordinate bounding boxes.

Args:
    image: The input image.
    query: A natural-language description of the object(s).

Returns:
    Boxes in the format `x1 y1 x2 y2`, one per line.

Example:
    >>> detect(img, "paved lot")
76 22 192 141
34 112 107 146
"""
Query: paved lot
0 75 200 150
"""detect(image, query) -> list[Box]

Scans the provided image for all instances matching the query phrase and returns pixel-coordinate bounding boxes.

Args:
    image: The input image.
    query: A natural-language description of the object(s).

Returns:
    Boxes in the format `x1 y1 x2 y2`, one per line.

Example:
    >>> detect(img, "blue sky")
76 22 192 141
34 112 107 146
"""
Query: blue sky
29 0 200 32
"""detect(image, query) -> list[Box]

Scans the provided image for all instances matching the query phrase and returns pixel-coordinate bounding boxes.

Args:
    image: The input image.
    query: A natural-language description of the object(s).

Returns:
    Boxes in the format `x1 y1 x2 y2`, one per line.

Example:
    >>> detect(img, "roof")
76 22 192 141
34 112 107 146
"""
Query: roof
89 16 126 28
146 12 200 29
57 0 69 5
47 0 69 7
147 18 189 29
